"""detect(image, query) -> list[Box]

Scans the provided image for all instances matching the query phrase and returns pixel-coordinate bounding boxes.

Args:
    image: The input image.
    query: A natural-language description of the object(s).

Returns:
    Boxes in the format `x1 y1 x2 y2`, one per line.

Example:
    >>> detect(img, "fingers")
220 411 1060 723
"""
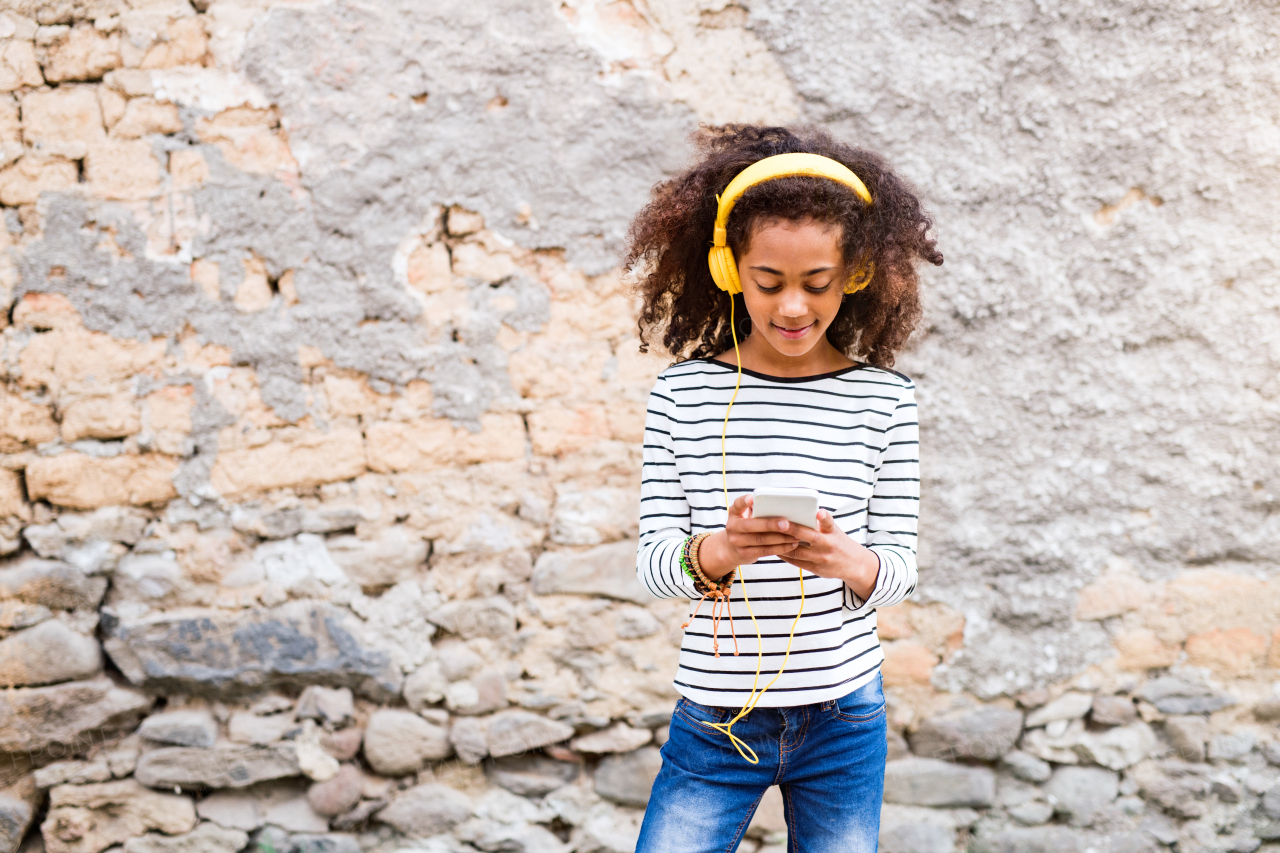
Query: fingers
728 494 753 519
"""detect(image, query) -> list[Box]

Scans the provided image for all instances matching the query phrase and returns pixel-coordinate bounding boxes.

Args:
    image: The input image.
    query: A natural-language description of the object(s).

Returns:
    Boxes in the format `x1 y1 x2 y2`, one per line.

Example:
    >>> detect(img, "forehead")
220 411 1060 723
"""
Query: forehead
742 218 842 261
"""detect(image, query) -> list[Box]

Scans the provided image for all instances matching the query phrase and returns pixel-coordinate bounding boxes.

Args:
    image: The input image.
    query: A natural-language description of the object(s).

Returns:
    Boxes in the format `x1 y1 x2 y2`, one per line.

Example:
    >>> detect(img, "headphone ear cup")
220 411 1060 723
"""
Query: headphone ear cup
844 261 876 295
708 246 742 295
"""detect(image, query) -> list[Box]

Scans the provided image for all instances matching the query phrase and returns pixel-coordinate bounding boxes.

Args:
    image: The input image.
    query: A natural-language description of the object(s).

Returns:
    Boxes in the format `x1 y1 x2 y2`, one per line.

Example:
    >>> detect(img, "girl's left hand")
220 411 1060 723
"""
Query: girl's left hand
778 510 880 601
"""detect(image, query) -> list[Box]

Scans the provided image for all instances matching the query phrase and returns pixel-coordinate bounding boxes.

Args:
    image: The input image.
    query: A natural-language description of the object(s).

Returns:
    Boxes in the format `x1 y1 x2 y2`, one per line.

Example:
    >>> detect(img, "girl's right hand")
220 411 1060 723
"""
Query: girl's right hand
698 495 800 579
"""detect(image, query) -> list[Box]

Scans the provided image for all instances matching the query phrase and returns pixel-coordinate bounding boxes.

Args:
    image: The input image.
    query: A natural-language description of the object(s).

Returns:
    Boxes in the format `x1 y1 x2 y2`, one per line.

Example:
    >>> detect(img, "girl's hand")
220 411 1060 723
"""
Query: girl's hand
779 510 881 601
698 495 799 579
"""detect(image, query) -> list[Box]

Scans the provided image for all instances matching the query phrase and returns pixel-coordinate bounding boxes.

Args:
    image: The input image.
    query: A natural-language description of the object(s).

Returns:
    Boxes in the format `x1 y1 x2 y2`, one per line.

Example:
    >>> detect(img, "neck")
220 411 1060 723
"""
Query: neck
721 333 854 378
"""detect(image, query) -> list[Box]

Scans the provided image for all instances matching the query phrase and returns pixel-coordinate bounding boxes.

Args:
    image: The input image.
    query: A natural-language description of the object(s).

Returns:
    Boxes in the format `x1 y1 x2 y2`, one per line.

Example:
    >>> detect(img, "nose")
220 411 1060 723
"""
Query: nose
777 288 808 319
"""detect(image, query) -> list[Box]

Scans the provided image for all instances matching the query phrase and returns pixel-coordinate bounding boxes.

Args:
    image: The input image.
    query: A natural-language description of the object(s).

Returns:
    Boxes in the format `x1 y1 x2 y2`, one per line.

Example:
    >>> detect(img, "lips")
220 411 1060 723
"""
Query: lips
773 322 813 340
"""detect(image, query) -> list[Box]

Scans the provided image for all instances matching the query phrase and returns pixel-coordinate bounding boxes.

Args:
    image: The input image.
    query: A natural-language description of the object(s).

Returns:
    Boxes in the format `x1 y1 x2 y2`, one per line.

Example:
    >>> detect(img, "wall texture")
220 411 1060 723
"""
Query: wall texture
0 0 1277 852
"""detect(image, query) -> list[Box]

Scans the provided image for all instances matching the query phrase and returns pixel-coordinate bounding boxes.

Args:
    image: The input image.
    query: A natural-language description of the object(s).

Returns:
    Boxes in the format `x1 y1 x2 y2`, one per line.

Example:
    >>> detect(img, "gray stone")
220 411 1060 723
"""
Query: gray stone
330 798 385 831
486 710 576 758
1264 741 1280 767
1045 766 1118 826
1024 692 1093 729
572 723 652 754
43 779 197 853
0 601 52 631
886 727 909 760
445 669 508 716
486 754 580 797
426 596 517 640
883 757 996 808
0 619 101 687
0 558 108 611
362 709 451 775
532 542 657 605
307 764 361 817
376 783 472 837
134 745 300 789
594 746 662 807
1009 800 1054 826
1090 695 1137 727
909 706 1023 761
1072 722 1156 770
102 600 401 699
34 759 112 788
290 835 361 853
403 660 447 710
1140 677 1235 715
971 826 1114 853
0 778 37 853
1164 716 1210 763
227 711 298 745
450 716 489 765
326 528 428 590
197 791 263 831
138 710 218 749
123 822 249 853
1255 700 1280 722
295 686 354 726
878 804 955 853
1209 731 1255 762
1265 786 1280 821
0 678 152 757
1129 760 1211 819
1002 751 1052 783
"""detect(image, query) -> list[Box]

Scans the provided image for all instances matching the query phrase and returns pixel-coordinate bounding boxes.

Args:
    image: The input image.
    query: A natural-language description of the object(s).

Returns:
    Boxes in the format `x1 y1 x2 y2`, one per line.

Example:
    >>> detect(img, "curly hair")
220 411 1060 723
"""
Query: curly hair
625 125 943 368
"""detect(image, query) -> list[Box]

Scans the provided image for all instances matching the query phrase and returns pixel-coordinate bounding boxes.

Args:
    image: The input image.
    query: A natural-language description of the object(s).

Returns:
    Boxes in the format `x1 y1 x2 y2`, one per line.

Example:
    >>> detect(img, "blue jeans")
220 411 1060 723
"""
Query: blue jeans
636 674 888 853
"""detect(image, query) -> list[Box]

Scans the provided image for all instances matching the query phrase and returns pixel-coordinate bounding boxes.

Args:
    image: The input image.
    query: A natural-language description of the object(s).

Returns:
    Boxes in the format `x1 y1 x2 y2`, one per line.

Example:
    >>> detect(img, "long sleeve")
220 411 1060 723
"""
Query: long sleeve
847 380 920 610
636 376 701 600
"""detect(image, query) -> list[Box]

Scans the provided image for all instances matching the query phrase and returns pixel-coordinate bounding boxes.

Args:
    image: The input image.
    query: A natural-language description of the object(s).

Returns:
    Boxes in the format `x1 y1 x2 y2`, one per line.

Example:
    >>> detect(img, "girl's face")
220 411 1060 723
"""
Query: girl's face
735 218 846 364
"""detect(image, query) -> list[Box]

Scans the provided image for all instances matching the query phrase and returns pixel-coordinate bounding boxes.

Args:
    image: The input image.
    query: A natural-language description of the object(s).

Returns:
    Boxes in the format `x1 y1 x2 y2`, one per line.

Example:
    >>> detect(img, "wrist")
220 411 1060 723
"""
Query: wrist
844 545 880 600
697 531 737 580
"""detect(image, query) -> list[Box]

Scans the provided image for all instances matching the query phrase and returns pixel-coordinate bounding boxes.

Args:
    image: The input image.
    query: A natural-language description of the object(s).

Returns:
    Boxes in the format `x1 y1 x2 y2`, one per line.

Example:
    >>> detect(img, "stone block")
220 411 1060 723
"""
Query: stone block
0 557 107 610
0 155 77 205
59 393 141 441
527 405 612 456
365 413 525 472
169 148 208 188
21 85 103 159
880 640 938 687
445 668 508 716
85 138 162 200
103 600 401 699
0 470 26 519
1164 715 1211 763
210 428 366 498
326 527 427 590
1072 722 1156 770
1044 766 1117 826
531 540 657 604
110 98 183 140
486 710 576 758
228 711 298 746
428 596 517 639
1184 627 1269 677
594 746 663 807
1113 628 1181 671
883 757 996 808
449 716 489 764
362 709 450 775
0 776 37 853
0 39 43 91
486 754 579 797
295 686 354 726
551 486 637 545
290 834 361 853
970 826 1089 853
908 705 1023 761
138 710 218 749
0 389 59 451
34 758 112 788
1091 695 1137 727
1025 692 1093 728
194 107 296 178
375 783 472 837
0 619 100 687
42 779 196 853
307 764 361 817
123 822 249 853
134 745 300 790
1255 700 1280 722
139 18 208 69
878 804 956 853
1074 570 1151 620
37 24 120 82
0 92 18 168
1208 731 1254 762
1140 677 1235 715
0 677 150 757
196 791 262 832
25 453 178 509
572 723 652 754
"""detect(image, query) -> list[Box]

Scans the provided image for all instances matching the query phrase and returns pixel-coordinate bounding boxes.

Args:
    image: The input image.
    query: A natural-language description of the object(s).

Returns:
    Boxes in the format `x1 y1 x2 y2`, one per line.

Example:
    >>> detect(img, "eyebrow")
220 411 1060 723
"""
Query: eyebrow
749 265 838 276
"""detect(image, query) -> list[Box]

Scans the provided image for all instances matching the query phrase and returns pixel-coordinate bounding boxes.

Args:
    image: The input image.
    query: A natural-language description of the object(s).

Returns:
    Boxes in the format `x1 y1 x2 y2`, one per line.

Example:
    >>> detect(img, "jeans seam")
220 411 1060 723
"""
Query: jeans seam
784 784 799 853
831 705 886 724
723 792 766 853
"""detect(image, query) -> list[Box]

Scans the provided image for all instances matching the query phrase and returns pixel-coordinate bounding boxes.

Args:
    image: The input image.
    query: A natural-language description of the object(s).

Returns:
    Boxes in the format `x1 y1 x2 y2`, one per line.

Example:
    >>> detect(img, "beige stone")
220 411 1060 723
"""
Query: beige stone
191 257 219 298
21 85 103 159
1075 571 1152 621
366 413 525 472
103 69 154 97
407 241 453 294
110 98 182 139
0 155 77 206
233 255 272 312
1113 628 1181 671
139 17 208 69
195 107 297 178
446 206 484 236
37 24 120 82
881 640 938 688
18 326 166 396
86 139 162 200
11 291 79 329
146 385 194 432
169 148 208 188
210 428 366 497
0 469 27 519
1184 627 1268 677
527 405 612 456
0 93 19 168
363 709 451 775
42 779 196 853
25 453 178 509
1270 626 1280 669
0 389 58 451
60 393 141 441
0 39 43 91
322 375 378 418
451 240 518 283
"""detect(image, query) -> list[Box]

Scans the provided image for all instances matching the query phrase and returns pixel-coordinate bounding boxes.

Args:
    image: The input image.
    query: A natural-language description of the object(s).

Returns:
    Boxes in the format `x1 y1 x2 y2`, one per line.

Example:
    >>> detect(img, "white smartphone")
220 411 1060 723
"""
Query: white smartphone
750 487 820 529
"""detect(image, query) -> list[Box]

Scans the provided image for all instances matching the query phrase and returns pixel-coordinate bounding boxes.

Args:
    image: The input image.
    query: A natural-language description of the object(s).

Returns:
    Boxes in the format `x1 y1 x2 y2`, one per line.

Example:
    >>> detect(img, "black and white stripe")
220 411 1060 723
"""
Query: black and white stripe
636 358 920 708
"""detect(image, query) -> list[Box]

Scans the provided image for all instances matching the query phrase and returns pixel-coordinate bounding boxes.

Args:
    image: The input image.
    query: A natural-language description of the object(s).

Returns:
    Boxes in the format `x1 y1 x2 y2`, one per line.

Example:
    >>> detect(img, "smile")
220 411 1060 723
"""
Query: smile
772 322 814 340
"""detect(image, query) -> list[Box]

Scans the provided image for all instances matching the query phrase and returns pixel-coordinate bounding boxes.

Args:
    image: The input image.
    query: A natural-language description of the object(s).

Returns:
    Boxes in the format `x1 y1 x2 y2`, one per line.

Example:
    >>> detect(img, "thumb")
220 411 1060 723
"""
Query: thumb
818 509 838 532
730 494 752 519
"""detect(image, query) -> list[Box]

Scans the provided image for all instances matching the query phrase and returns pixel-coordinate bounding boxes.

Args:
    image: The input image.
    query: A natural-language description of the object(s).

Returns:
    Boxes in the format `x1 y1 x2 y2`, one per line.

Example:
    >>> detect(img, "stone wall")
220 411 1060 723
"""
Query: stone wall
0 1 1277 852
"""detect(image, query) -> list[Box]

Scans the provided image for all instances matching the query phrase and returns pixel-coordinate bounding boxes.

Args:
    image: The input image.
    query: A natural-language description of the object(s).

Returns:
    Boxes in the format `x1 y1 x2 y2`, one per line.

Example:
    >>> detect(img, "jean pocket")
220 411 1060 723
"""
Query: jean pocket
674 697 730 728
828 676 886 724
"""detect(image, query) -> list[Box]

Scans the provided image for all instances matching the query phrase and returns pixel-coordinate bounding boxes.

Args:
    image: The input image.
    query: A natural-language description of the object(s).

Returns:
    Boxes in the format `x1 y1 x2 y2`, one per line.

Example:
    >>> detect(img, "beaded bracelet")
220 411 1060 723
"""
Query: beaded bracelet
680 533 733 593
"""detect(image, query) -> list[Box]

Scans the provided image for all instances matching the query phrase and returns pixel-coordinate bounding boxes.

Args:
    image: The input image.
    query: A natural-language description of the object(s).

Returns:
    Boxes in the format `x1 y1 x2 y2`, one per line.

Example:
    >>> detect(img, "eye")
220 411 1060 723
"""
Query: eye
805 283 833 294
756 283 782 294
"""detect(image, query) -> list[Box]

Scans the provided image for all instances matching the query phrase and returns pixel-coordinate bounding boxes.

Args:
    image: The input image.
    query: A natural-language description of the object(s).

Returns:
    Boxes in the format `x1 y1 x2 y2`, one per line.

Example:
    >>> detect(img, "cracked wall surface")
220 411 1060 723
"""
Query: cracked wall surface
0 0 1277 852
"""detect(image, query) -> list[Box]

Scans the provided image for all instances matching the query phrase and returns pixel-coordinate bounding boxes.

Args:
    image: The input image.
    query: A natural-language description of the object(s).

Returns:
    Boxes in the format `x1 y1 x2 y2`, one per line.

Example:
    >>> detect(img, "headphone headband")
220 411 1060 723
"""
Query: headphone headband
707 153 874 295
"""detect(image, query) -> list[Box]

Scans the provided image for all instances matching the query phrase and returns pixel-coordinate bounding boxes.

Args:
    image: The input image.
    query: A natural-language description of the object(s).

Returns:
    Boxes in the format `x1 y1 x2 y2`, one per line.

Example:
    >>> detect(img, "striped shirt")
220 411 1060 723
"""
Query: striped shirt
636 357 920 708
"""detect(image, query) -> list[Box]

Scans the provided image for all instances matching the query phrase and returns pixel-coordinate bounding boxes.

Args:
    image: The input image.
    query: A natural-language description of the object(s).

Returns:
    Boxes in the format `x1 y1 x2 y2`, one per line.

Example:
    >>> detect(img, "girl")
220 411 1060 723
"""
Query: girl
626 125 943 853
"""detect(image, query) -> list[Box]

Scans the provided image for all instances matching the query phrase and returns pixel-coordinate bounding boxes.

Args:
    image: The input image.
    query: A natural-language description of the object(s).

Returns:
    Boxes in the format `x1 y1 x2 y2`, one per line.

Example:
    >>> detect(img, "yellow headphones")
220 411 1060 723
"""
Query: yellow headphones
707 152 875 296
